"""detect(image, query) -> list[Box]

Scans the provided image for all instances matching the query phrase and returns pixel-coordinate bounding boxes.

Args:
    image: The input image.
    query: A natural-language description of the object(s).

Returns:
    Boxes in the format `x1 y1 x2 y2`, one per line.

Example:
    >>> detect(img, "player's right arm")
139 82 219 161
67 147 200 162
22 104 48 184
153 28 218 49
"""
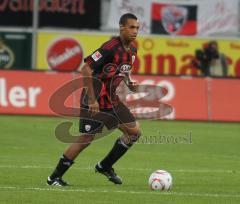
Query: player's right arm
82 40 113 113
81 63 99 114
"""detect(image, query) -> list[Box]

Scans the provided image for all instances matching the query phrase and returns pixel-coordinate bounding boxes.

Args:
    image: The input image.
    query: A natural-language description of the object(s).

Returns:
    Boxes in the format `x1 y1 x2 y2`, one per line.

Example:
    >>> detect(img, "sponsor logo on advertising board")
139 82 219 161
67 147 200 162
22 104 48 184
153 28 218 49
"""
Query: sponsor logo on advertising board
0 39 15 69
47 37 83 72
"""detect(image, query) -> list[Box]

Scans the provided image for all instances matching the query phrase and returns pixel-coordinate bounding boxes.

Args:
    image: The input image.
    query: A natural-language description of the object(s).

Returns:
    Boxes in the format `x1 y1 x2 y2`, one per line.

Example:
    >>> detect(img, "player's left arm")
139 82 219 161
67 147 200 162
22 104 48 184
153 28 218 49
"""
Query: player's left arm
124 73 138 92
126 46 139 92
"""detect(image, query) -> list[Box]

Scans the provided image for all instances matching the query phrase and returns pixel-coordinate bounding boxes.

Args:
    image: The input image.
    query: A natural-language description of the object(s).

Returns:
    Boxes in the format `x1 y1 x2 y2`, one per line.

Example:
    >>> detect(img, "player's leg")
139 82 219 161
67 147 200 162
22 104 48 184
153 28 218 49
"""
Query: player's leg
95 103 141 184
64 134 94 160
97 121 141 169
47 117 101 186
47 134 94 186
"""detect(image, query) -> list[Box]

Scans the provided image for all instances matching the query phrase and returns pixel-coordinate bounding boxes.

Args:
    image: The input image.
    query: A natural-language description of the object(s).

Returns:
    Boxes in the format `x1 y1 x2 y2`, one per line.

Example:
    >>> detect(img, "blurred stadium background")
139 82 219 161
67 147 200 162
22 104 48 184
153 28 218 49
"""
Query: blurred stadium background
0 0 240 203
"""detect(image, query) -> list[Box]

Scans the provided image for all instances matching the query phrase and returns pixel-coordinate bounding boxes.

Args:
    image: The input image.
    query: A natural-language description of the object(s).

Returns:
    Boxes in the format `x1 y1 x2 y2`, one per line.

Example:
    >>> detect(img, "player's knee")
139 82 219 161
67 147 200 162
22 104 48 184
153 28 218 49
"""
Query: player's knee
119 122 141 147
125 122 140 134
130 129 141 143
126 122 141 140
122 129 141 147
76 134 94 145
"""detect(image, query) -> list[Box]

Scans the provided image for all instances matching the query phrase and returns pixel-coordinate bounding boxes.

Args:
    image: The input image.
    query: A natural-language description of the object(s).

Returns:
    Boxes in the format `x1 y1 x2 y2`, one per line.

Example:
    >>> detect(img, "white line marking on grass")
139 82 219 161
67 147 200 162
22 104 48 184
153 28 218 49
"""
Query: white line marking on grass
0 186 239 199
0 165 238 173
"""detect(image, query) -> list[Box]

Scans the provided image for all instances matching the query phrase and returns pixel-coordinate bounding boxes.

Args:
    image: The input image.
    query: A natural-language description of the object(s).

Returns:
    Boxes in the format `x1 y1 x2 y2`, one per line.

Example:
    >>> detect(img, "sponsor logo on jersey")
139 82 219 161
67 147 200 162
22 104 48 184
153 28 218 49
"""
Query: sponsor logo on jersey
92 51 102 61
119 63 132 73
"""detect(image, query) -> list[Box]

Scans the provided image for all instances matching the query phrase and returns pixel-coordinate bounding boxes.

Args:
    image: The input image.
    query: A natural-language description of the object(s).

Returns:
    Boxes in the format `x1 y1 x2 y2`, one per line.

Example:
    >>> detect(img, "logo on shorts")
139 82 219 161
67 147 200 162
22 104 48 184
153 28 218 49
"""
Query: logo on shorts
85 124 91 131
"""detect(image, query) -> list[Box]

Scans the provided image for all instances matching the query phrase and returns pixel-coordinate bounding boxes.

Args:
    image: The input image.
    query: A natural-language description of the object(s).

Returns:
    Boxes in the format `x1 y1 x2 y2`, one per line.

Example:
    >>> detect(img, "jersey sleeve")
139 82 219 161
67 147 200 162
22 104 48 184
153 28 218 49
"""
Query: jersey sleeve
84 47 111 71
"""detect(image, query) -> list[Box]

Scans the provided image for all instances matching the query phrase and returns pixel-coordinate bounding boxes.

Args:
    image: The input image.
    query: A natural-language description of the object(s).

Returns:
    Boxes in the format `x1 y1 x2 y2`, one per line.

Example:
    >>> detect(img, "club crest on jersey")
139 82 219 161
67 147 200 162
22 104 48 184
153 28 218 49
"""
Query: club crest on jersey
132 55 136 63
119 63 132 73
103 63 117 77
92 51 102 61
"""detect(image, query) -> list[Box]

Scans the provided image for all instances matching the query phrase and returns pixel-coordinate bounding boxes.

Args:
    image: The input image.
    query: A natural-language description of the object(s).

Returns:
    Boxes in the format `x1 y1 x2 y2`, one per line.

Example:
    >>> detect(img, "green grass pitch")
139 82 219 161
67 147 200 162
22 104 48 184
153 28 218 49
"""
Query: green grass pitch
0 115 240 204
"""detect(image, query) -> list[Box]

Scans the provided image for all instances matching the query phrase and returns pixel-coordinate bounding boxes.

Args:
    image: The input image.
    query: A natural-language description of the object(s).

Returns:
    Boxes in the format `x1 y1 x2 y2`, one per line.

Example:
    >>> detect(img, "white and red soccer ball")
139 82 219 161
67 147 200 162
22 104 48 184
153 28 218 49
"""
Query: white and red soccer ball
148 169 173 190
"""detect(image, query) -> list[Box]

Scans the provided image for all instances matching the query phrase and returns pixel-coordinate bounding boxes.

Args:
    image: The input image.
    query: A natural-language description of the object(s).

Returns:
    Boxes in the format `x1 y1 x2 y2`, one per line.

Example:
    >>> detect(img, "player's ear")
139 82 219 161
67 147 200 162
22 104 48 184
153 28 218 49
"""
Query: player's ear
119 24 124 31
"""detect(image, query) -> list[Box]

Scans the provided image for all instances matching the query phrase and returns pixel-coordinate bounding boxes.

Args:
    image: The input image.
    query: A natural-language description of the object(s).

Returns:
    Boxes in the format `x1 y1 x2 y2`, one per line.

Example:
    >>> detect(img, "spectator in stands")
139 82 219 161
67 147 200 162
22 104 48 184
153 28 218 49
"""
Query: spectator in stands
192 41 228 77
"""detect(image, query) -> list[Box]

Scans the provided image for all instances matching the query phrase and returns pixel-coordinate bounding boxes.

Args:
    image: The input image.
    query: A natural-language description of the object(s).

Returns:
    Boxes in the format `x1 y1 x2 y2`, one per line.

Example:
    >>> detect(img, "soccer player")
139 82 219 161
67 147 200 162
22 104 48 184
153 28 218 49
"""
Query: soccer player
47 13 141 186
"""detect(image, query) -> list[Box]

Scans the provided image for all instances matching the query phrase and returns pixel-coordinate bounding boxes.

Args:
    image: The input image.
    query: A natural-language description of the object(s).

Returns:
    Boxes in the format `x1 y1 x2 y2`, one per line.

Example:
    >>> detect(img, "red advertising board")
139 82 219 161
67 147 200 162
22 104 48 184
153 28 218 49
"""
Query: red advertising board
0 70 239 122
0 70 72 115
130 76 209 120
211 79 240 122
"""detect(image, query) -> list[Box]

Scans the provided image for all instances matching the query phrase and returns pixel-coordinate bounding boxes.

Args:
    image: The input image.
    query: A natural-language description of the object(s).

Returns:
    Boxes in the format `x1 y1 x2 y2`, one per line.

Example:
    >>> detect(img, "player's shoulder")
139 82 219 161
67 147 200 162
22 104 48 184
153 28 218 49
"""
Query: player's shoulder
101 36 121 50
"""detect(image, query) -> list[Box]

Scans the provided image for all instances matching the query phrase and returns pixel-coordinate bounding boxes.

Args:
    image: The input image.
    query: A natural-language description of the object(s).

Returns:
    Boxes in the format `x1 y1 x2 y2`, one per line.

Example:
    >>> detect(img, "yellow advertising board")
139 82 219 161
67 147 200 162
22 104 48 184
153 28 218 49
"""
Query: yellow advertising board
37 32 110 72
37 32 240 77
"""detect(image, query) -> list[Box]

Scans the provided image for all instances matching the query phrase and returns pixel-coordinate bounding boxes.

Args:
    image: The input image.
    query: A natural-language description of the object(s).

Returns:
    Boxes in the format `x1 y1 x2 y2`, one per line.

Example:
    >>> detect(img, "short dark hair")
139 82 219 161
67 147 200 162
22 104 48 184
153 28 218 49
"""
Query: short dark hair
119 13 138 26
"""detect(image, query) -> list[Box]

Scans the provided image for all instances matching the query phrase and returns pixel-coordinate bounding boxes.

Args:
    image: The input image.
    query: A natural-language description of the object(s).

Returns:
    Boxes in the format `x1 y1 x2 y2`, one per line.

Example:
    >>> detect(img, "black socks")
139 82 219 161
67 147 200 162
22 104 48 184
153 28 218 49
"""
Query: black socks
99 138 131 170
50 136 137 179
50 155 74 180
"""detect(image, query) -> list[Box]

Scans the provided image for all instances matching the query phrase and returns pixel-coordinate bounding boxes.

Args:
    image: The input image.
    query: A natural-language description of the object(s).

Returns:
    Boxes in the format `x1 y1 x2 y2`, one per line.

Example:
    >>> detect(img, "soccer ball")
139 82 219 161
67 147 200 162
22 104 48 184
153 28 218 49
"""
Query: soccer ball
148 169 173 190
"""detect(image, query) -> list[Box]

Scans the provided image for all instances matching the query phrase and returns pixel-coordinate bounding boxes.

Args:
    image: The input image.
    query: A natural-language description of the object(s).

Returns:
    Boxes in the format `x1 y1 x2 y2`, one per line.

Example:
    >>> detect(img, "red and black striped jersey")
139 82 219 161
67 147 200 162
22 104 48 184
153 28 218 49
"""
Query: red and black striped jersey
83 36 137 110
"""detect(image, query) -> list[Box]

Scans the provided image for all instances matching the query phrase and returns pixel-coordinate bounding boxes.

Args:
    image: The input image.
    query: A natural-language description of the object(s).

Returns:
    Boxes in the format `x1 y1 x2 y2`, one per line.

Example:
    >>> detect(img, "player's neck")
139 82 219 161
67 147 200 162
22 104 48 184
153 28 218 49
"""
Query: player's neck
120 36 131 51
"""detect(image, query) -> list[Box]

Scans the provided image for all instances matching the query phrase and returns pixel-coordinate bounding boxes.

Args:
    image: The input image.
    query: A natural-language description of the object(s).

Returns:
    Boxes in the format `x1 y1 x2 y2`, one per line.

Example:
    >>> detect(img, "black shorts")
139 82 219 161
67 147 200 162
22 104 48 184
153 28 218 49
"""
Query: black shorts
79 102 135 134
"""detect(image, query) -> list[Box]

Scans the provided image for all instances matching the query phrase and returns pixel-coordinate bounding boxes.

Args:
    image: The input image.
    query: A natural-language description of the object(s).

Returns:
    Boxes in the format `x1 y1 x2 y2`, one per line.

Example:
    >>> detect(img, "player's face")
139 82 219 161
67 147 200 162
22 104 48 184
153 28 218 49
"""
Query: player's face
121 19 140 42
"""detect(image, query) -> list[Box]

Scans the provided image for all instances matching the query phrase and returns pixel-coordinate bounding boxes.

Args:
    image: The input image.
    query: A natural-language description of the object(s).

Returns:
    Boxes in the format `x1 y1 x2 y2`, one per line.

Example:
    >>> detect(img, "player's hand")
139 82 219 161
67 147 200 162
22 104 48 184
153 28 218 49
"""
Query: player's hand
88 100 99 116
128 81 138 92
